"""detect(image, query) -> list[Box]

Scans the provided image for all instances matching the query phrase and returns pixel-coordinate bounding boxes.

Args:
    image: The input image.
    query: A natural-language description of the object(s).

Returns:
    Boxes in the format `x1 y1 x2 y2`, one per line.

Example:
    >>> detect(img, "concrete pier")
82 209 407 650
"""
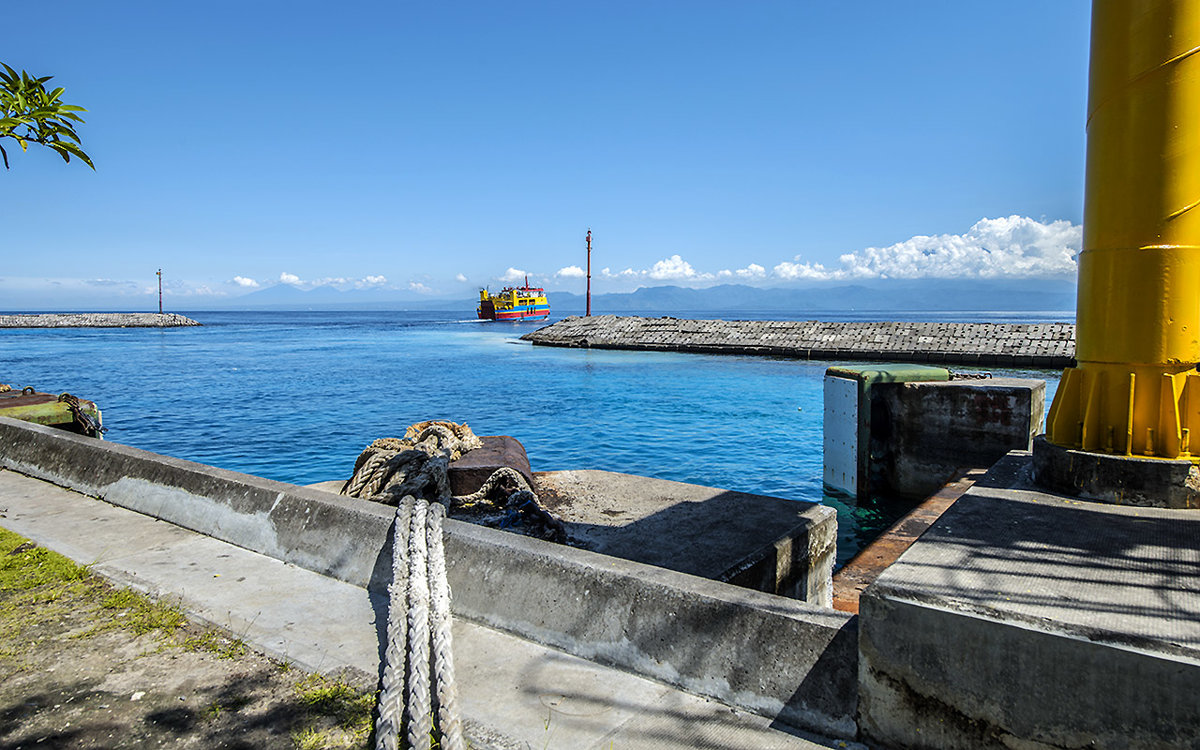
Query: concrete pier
0 312 200 328
858 451 1200 749
0 416 858 739
523 315 1075 368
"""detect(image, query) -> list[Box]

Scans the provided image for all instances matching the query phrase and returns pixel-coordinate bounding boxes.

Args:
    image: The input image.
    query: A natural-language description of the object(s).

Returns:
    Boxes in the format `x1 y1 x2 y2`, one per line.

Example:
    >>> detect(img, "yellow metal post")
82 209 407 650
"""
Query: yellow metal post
1047 0 1200 460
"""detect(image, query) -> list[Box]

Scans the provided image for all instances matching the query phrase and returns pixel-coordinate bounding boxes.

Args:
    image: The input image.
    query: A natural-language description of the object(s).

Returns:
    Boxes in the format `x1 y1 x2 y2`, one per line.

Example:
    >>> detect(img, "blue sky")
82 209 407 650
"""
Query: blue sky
2 1 1090 308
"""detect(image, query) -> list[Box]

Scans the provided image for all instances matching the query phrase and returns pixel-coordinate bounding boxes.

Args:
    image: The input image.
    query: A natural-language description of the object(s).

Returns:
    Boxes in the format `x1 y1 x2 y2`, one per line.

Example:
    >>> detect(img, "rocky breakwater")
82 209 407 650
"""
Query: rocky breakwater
0 313 201 328
523 314 1076 368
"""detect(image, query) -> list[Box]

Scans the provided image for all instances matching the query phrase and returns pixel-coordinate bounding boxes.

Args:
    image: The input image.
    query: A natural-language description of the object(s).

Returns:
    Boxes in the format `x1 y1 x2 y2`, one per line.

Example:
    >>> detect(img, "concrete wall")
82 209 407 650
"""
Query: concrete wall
860 590 1200 749
877 378 1045 498
0 416 858 738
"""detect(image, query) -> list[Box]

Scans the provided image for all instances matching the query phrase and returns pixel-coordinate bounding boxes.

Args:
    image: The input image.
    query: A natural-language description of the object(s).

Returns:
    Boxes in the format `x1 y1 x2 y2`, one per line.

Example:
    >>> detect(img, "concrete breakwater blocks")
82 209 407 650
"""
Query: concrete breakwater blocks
523 315 1076 368
0 312 201 328
858 451 1200 749
0 417 858 738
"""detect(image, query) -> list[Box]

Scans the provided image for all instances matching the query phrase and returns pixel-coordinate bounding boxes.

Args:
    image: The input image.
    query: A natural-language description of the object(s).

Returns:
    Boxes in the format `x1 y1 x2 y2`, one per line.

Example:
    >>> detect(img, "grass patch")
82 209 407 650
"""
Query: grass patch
292 673 375 747
182 629 249 660
0 528 89 594
99 587 187 636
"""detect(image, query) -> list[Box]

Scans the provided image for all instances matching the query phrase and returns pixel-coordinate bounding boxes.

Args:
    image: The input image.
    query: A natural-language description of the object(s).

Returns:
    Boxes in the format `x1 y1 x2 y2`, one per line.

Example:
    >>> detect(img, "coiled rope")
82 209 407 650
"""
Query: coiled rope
350 421 562 749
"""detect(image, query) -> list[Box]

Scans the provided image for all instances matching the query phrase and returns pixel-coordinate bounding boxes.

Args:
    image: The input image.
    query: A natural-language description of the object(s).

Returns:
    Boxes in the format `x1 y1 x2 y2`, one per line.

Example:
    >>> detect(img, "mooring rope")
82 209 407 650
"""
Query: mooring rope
357 421 560 749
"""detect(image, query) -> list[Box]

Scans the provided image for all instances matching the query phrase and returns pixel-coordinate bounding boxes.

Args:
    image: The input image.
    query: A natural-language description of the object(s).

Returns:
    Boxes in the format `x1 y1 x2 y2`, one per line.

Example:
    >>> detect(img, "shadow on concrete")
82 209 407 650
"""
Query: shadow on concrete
517 649 854 749
879 455 1200 655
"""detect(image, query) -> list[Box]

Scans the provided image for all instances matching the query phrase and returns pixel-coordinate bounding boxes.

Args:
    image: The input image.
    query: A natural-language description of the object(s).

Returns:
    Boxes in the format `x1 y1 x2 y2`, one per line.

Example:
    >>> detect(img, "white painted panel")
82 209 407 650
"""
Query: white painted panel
823 375 859 497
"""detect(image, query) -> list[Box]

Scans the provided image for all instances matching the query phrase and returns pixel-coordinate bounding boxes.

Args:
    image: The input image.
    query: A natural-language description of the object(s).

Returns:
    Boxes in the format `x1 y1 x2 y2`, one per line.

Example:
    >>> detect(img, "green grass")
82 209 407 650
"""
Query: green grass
292 673 376 747
182 629 249 659
2 526 380 749
99 588 187 636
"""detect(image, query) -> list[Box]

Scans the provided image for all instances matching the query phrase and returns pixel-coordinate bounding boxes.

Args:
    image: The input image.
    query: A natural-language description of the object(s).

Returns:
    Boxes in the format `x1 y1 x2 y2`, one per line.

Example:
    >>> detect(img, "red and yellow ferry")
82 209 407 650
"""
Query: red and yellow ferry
477 277 550 321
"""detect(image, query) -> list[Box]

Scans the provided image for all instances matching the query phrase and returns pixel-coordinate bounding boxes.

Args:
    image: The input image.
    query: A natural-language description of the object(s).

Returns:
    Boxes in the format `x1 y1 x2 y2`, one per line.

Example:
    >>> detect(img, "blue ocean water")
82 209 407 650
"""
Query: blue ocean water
0 309 1065 566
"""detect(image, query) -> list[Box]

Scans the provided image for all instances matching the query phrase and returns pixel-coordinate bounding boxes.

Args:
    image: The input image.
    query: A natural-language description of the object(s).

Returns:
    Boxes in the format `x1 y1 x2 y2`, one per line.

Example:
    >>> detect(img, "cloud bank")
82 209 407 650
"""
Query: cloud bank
774 216 1080 281
586 216 1078 289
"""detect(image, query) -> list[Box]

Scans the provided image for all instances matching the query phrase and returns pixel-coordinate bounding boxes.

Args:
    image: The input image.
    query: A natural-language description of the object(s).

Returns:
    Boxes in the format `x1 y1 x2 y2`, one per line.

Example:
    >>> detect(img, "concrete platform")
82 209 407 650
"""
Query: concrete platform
0 469 857 749
535 469 835 602
858 451 1200 749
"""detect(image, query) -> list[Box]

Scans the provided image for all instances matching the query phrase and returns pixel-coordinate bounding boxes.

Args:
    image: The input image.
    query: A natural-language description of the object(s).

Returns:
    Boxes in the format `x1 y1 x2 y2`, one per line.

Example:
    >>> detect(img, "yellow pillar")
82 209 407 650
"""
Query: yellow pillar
1047 0 1200 460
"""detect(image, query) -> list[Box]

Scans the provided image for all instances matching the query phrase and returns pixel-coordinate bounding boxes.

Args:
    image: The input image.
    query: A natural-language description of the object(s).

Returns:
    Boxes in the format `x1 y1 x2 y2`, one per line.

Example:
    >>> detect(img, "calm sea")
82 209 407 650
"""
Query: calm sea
0 309 1067 566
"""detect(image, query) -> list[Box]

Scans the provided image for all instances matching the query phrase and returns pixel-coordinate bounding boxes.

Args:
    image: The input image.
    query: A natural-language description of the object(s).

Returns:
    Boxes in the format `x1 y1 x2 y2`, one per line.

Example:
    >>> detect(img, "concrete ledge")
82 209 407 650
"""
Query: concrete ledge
860 593 1200 749
858 450 1200 748
0 416 857 738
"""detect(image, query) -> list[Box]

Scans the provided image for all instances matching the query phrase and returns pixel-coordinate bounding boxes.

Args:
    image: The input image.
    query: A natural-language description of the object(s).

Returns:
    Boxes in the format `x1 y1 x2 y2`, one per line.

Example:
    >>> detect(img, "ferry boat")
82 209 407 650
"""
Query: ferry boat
477 277 550 321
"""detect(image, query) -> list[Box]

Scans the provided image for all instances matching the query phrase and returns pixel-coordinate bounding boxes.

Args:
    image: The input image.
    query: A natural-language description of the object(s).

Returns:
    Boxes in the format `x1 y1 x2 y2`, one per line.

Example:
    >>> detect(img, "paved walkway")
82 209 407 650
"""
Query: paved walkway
0 469 856 749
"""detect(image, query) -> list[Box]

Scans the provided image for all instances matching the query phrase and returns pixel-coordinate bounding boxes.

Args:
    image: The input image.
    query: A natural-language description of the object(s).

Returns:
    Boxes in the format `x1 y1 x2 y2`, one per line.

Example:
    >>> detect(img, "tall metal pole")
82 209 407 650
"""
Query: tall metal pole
157 269 163 314
1046 0 1200 460
586 229 592 317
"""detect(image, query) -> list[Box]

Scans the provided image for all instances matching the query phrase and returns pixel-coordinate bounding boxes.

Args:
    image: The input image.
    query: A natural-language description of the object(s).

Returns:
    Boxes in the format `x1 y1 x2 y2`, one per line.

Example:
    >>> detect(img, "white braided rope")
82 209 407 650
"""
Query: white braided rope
375 496 414 750
426 501 465 750
405 496 434 748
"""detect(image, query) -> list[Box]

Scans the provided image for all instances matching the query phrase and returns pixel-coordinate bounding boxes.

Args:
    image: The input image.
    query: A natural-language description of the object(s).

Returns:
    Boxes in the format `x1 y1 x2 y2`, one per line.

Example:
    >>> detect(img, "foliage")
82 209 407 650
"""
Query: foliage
0 62 93 170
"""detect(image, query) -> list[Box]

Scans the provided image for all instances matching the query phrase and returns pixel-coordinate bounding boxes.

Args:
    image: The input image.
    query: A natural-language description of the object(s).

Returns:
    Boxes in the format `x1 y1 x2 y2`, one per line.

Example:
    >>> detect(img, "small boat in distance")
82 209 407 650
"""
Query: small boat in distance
477 276 550 321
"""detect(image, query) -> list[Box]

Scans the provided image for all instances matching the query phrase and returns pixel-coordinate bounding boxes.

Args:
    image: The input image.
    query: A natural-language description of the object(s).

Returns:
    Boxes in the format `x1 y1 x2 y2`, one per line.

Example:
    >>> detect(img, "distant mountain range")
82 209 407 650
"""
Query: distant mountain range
186 278 1076 314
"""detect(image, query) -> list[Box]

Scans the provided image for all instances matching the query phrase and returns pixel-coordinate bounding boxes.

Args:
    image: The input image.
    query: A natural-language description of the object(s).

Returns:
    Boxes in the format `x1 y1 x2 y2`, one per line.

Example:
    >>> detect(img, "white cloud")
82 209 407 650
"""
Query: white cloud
499 267 528 283
772 259 836 281
455 273 468 283
409 281 434 294
279 271 302 285
357 275 387 288
735 263 766 279
555 265 586 278
649 254 714 281
773 216 1080 281
231 276 259 288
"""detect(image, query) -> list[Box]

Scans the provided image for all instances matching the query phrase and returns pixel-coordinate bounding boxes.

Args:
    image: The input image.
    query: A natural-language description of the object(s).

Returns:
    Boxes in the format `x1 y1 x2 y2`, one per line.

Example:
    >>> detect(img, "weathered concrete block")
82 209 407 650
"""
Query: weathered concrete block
878 378 1045 499
534 469 836 603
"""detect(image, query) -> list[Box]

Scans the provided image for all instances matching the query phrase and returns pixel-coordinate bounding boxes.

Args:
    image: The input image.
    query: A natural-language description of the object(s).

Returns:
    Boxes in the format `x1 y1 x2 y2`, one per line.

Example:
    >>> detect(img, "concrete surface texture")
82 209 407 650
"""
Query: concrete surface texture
523 315 1075 368
858 451 1200 749
0 469 861 750
0 416 859 739
534 469 837 602
879 377 1045 498
0 312 200 327
1032 434 1200 509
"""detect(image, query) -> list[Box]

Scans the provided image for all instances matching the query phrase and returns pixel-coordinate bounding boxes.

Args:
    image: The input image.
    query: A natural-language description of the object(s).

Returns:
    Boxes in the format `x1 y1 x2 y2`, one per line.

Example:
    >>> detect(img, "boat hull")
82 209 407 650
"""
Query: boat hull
479 303 550 321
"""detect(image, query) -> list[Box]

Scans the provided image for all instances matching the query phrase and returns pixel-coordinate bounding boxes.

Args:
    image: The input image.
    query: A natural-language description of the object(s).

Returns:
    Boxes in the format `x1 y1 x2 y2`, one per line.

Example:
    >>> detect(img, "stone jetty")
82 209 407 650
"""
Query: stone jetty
523 314 1076 368
0 313 201 328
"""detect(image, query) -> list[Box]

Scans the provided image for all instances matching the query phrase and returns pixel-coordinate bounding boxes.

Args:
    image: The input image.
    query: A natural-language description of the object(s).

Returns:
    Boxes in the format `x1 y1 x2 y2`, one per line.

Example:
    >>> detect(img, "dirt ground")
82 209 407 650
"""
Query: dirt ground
0 527 376 749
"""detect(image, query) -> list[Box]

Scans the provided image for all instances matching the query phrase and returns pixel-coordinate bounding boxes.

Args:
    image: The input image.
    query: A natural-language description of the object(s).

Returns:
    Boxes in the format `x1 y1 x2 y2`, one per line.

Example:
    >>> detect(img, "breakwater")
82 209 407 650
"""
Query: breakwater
523 315 1075 368
0 313 200 328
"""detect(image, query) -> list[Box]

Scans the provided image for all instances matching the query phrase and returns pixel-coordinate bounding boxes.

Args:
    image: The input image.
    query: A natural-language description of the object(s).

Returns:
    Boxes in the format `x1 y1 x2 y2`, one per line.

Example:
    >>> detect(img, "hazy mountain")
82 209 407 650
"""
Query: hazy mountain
547 279 1076 314
177 278 1076 314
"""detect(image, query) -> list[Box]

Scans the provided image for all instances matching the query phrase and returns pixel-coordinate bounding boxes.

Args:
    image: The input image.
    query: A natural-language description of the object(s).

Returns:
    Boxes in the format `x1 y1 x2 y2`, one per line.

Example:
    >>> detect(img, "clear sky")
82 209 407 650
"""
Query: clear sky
2 1 1091 308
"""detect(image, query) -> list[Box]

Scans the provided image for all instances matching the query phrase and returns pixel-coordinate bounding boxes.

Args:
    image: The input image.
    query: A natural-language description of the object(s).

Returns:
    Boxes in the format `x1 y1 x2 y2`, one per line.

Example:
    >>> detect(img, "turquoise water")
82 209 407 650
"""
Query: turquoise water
0 310 1064 566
